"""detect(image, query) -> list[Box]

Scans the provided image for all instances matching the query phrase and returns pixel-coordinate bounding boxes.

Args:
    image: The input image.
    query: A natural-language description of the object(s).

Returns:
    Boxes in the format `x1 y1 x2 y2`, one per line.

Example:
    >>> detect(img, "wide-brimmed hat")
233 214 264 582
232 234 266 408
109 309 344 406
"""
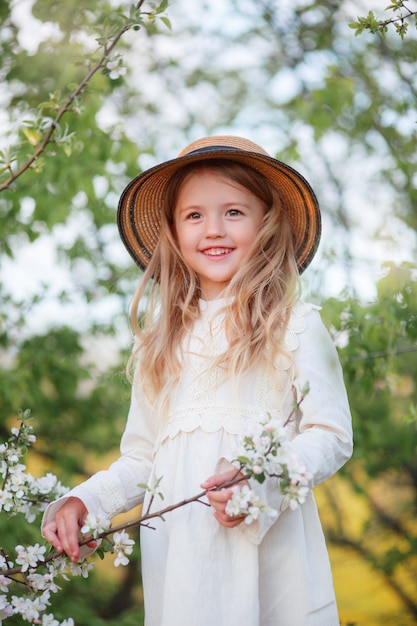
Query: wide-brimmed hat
117 135 321 273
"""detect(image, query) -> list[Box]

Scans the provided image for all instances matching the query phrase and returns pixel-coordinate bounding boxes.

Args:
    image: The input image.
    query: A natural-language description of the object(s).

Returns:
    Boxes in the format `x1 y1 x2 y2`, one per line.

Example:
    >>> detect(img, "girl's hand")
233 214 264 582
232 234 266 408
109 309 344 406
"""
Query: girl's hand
42 497 96 562
201 469 249 528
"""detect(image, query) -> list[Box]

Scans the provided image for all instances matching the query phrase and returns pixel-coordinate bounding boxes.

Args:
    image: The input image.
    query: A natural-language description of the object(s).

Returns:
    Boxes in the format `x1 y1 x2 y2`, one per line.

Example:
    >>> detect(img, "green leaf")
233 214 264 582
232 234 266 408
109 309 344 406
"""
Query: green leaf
159 16 172 30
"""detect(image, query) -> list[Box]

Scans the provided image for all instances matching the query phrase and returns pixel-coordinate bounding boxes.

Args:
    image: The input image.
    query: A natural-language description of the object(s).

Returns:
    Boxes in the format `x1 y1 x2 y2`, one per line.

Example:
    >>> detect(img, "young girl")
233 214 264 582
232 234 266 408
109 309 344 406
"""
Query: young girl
42 136 353 626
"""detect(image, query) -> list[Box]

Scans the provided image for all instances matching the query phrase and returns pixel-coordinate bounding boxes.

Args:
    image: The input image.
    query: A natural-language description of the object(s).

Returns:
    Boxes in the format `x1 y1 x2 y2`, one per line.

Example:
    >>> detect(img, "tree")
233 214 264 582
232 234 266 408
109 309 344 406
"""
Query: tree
321 262 417 623
1 0 416 622
1 1 169 623
0 0 172 460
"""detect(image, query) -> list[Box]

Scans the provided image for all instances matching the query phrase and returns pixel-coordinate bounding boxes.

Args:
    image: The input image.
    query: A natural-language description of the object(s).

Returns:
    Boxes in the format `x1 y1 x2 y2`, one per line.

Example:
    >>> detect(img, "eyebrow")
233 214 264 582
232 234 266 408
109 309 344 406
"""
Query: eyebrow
176 201 252 214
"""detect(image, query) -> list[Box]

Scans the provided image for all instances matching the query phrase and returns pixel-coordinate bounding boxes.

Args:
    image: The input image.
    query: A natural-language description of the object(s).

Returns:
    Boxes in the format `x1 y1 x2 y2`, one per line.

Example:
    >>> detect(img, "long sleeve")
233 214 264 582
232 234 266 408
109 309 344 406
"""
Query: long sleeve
233 306 353 544
287 307 353 486
41 382 159 536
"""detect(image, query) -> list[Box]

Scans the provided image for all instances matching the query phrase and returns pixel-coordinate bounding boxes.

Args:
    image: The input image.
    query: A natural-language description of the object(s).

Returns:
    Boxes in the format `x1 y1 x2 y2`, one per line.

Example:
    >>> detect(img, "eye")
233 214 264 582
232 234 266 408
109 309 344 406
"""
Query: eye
227 208 243 217
186 211 202 220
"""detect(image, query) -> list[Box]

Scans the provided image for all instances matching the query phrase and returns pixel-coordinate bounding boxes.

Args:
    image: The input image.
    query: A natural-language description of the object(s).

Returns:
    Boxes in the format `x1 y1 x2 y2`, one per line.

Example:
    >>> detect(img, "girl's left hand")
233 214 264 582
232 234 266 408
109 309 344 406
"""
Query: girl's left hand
201 469 249 528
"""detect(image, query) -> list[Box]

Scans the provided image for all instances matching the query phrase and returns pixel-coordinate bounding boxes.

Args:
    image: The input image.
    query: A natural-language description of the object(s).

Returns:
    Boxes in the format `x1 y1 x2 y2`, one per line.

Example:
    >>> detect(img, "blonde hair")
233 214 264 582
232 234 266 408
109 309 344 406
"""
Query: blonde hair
129 160 300 415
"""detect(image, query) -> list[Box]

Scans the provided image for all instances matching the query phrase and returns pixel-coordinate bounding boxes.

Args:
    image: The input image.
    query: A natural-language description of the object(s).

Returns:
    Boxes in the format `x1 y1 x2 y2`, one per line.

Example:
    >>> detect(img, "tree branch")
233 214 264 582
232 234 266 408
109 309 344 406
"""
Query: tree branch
327 531 417 617
0 0 147 193
2 474 248 577
342 344 417 363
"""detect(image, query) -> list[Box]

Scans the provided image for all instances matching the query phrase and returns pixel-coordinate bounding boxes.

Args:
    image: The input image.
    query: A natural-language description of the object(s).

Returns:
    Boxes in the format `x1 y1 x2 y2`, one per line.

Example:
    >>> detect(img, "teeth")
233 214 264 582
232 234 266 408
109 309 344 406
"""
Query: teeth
204 248 231 256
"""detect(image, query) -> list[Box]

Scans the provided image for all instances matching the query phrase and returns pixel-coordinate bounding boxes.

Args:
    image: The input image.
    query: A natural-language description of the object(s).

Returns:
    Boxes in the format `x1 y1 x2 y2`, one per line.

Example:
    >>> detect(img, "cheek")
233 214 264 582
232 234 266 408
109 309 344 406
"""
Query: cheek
173 224 190 257
162 212 183 259
171 211 183 244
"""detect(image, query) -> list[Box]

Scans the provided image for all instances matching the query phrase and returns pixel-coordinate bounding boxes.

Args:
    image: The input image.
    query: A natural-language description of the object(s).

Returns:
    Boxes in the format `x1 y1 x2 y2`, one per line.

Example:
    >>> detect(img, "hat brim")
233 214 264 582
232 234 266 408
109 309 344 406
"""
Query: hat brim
117 147 321 273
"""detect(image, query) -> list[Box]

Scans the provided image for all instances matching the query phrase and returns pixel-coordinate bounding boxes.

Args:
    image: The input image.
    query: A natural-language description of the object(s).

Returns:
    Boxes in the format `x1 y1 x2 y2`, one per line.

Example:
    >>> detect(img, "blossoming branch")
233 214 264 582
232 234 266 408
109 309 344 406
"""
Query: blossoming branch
0 387 310 624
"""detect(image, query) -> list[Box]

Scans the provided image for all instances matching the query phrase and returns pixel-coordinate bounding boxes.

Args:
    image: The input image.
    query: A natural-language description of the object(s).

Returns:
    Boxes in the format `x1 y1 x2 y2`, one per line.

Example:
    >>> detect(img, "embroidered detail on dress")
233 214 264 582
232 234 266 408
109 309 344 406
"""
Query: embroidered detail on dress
284 301 315 352
99 477 125 516
189 310 224 405
262 301 316 411
156 301 316 449
164 406 263 439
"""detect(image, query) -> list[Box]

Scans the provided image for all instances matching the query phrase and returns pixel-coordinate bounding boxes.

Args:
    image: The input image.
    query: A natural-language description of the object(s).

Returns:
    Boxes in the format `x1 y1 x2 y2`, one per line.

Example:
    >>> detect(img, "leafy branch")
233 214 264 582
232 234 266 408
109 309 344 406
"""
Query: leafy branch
349 2 417 39
1 476 246 579
1 388 310 585
0 0 170 192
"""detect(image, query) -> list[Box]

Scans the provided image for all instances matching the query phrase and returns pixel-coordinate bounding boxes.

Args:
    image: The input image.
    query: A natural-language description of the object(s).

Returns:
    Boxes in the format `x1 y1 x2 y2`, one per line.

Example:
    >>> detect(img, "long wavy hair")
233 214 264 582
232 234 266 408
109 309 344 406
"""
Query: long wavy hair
128 159 301 416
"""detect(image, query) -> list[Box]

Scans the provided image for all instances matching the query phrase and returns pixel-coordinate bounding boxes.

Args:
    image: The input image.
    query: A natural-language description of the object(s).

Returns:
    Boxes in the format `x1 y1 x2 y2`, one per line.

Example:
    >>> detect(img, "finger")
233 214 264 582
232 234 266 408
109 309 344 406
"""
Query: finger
205 486 248 528
42 522 64 553
57 516 82 562
207 491 241 521
206 487 232 507
200 472 236 489
201 469 239 490
213 511 246 528
200 475 222 489
55 498 89 561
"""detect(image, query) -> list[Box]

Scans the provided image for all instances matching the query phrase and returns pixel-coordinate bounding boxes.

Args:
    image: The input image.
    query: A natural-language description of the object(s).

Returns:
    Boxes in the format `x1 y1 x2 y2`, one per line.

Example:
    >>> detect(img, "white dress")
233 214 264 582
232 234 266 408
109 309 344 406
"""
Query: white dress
43 299 353 626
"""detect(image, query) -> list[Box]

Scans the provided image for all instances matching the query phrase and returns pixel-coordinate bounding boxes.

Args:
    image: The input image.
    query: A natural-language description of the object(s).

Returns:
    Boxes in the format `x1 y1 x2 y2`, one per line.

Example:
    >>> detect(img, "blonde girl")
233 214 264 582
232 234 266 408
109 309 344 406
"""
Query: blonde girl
42 136 353 626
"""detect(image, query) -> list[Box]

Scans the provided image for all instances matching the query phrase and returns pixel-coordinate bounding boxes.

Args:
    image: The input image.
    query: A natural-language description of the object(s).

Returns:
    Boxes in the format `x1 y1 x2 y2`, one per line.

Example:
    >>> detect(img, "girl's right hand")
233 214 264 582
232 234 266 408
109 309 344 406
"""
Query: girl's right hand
201 470 249 528
42 497 95 562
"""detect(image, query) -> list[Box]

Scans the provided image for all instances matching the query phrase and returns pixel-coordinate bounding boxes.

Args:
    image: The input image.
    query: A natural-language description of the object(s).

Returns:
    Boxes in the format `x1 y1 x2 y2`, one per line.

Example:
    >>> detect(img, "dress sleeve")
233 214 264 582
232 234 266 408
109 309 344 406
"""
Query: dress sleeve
286 307 353 486
41 381 158 540
235 306 353 545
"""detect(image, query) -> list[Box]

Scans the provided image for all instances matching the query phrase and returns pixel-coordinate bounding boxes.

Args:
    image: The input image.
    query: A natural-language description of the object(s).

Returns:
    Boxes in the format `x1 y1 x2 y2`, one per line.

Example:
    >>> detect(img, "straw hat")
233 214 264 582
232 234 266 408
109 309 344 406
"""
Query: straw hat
117 136 321 273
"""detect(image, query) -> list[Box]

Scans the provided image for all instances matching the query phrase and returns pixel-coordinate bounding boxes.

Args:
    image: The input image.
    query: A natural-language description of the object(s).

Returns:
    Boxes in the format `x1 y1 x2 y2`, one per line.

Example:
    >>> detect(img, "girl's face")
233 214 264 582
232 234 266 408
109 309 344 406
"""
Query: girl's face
174 170 265 300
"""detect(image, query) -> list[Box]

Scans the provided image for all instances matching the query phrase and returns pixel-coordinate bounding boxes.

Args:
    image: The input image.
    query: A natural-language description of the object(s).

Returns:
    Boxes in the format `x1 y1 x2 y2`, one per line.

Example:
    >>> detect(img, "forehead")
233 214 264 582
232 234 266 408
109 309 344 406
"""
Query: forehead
166 161 272 222
175 169 262 207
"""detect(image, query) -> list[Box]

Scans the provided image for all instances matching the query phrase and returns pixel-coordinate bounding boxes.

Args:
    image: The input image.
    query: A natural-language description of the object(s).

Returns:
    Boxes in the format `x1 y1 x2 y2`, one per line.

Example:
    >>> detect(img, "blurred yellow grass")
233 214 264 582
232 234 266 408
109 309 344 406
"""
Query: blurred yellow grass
315 476 416 626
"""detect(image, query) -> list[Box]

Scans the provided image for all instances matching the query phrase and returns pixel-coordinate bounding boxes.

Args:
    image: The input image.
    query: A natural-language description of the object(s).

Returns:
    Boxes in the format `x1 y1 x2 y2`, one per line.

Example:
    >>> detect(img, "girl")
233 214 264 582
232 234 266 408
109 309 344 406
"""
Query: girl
42 136 353 626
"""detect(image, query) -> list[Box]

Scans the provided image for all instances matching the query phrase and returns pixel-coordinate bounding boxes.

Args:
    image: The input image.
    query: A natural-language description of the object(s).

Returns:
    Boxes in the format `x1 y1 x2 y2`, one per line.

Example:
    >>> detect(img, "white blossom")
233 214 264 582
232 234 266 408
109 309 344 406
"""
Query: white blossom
229 411 312 516
0 575 12 594
81 513 111 538
0 490 14 513
106 59 127 79
113 530 135 567
41 613 60 626
11 593 49 621
225 485 278 524
15 544 46 572
27 572 60 594
0 594 13 619
41 611 73 626
67 561 93 579
19 501 39 524
114 551 129 567
34 473 59 495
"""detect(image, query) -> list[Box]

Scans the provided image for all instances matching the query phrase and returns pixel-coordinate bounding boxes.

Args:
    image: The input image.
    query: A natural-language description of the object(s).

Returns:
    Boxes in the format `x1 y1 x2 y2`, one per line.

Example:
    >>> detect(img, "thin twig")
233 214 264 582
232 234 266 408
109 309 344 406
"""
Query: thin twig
343 345 417 363
2 474 248 577
0 0 147 192
379 6 417 28
283 388 309 427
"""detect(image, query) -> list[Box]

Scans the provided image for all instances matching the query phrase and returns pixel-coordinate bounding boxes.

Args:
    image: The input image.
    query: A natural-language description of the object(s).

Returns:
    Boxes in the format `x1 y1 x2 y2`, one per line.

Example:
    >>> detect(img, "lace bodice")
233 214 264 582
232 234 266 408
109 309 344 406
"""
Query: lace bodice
159 300 318 444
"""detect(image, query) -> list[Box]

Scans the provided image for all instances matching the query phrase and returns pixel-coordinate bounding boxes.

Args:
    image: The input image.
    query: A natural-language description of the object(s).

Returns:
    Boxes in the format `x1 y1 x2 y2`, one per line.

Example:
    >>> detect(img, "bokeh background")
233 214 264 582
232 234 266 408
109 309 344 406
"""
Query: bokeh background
1 1 416 624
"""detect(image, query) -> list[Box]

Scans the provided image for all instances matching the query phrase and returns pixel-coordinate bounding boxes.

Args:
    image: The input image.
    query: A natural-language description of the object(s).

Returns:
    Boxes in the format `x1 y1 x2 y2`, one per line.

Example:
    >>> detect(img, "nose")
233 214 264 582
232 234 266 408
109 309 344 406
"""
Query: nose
205 213 225 238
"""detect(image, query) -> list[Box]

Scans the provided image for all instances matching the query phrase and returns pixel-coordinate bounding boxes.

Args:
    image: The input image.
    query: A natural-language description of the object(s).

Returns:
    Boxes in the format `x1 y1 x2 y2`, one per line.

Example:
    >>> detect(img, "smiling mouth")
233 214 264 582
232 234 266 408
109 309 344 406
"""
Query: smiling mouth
202 248 233 256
